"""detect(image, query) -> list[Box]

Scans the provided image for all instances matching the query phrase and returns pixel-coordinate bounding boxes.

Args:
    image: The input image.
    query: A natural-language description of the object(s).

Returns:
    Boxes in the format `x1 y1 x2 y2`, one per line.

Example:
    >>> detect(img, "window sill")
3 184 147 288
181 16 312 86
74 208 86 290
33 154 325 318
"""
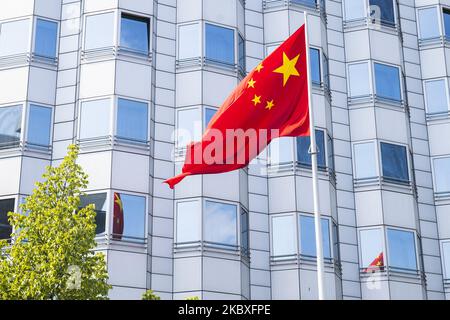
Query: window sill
270 254 340 275
267 162 336 184
95 234 147 252
426 111 450 122
0 142 52 160
343 18 398 35
434 192 450 204
418 36 450 50
176 57 245 79
354 177 414 194
312 82 332 103
263 0 325 20
174 241 250 262
360 267 424 283
348 94 406 112
81 46 152 65
77 136 150 155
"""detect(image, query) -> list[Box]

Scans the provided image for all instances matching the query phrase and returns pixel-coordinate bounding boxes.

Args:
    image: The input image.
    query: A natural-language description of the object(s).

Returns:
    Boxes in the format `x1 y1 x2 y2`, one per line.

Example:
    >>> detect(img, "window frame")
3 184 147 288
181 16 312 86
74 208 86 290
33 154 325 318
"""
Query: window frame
0 103 24 150
24 103 54 149
177 22 202 61
175 199 202 246
203 198 239 249
342 0 398 28
82 11 118 52
32 16 59 60
352 140 380 181
298 213 333 261
204 21 237 68
270 213 298 259
372 60 403 103
347 61 374 100
441 240 450 280
79 191 110 236
385 227 419 273
416 6 442 41
0 17 33 58
0 196 17 241
118 11 151 56
378 140 410 184
77 97 114 142
295 127 330 171
431 156 450 196
358 226 386 272
115 96 150 144
423 77 450 116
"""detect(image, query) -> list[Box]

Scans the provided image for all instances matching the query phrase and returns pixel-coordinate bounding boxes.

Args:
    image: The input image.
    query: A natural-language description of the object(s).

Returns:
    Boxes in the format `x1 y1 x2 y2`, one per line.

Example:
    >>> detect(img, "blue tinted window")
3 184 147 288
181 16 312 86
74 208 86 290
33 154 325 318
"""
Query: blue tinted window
34 19 58 58
369 0 395 26
310 48 321 85
205 23 235 65
204 201 237 248
387 229 417 271
0 105 22 149
238 33 245 72
120 194 146 241
28 105 52 147
299 215 331 259
117 99 148 142
291 0 316 7
0 199 14 240
296 130 326 169
205 108 216 128
120 14 149 54
444 10 450 38
374 63 401 101
381 142 409 182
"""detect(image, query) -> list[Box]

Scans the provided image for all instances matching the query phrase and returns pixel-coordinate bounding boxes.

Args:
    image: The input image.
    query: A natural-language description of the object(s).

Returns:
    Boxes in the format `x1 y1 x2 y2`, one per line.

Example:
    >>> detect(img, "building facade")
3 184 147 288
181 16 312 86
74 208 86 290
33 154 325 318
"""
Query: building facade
0 0 449 300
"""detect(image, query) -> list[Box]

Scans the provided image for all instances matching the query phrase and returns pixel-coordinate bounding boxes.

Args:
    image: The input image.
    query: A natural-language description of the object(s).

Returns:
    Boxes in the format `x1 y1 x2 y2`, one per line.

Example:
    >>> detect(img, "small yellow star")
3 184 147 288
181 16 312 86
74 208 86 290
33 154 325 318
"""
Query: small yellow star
273 52 300 86
256 63 264 72
265 100 275 110
251 95 261 106
247 78 256 88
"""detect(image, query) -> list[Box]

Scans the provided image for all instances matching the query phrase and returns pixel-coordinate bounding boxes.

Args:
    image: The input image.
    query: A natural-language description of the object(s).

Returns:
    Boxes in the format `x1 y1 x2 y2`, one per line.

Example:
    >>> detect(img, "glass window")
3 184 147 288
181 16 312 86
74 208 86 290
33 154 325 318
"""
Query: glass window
266 44 278 57
433 157 450 193
238 33 246 72
444 9 450 39
291 0 316 7
113 193 146 241
204 201 237 247
205 23 235 65
332 223 340 261
310 48 321 85
322 53 330 89
117 98 148 142
0 19 30 57
120 14 150 54
380 142 409 183
0 199 14 240
387 229 417 271
176 201 201 244
344 0 366 21
0 105 22 149
369 0 395 26
269 137 293 165
425 79 448 114
374 63 401 102
80 193 107 235
442 242 450 279
359 228 384 269
296 130 326 169
178 23 200 60
354 142 377 179
27 105 52 147
272 215 296 257
34 19 58 58
176 108 200 148
205 108 216 129
79 99 111 140
327 134 334 173
299 215 331 259
84 13 115 50
241 208 249 256
348 63 370 98
418 7 440 40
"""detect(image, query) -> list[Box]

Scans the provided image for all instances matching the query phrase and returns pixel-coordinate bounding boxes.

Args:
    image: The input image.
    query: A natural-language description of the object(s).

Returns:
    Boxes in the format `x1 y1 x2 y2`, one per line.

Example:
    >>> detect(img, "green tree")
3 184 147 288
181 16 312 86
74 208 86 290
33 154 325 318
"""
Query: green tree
0 145 111 300
142 290 160 300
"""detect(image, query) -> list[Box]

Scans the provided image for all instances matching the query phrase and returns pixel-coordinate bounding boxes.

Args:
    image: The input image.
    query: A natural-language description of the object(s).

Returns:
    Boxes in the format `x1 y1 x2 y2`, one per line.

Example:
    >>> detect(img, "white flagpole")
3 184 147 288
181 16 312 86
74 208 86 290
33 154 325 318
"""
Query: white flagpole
304 11 326 300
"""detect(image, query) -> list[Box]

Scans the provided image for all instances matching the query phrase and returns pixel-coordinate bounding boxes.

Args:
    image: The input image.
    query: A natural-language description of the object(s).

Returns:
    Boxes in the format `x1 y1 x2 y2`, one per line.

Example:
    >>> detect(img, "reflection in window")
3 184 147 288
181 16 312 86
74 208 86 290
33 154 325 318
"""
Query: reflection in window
0 105 22 149
34 19 58 58
310 48 321 85
359 228 383 269
0 19 30 57
269 137 293 165
374 63 401 102
344 0 366 21
322 53 330 89
176 201 201 244
205 108 216 128
387 228 417 271
299 215 331 259
380 142 409 183
291 0 316 8
27 105 52 147
117 98 148 143
79 99 111 140
417 7 440 40
354 142 377 180
433 158 450 194
241 208 249 256
204 201 237 248
205 23 235 66
444 9 450 39
238 33 246 73
348 63 370 98
0 199 14 240
272 215 296 257
113 193 146 242
120 14 150 54
442 242 450 280
80 193 107 235
297 130 326 169
178 23 200 60
425 79 448 114
84 13 115 50
369 0 395 26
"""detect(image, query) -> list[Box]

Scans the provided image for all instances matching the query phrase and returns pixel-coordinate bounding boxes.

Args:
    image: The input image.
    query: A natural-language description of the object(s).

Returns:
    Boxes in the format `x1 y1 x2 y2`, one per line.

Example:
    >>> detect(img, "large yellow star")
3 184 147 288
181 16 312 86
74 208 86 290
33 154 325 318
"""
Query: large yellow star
273 52 300 86
251 95 261 106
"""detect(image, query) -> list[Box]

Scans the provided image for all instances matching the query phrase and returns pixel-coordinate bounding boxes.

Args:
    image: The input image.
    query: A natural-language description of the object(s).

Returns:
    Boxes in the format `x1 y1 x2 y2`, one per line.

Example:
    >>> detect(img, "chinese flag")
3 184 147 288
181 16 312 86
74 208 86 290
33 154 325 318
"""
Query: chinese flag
113 193 124 240
364 253 384 273
165 25 310 188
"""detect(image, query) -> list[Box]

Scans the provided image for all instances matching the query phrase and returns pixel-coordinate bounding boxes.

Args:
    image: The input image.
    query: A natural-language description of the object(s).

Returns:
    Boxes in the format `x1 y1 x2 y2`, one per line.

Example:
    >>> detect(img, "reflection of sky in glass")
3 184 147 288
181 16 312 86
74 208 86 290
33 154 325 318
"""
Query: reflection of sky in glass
297 130 326 168
387 229 417 271
310 48 321 84
374 63 401 101
272 215 295 256
425 80 448 114
85 13 115 50
381 142 409 182
299 216 331 258
35 19 58 58
0 106 22 145
176 201 201 243
360 228 383 267
434 158 450 193
349 63 370 97
117 98 148 142
443 242 450 279
205 23 235 65
121 15 149 53
0 19 30 56
121 194 146 239
204 201 237 246
354 142 377 179
204 108 216 128
80 99 110 139
27 105 52 146
418 8 440 39
270 137 293 164
444 10 450 37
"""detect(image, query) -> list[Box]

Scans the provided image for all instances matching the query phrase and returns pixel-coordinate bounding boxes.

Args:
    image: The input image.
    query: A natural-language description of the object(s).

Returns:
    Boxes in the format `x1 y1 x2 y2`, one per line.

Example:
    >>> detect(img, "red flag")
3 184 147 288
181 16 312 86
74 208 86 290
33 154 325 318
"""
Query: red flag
113 193 124 240
165 25 310 188
364 252 384 273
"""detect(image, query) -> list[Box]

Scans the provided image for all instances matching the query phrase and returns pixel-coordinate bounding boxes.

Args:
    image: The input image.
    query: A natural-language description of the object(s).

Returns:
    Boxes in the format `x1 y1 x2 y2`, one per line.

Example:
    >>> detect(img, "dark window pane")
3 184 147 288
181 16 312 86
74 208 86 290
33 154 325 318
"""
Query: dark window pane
117 98 148 142
34 19 58 58
381 142 409 182
0 105 22 149
369 0 395 26
240 208 249 256
120 14 150 54
310 48 321 85
80 193 107 235
444 10 450 38
299 215 331 259
27 105 52 147
0 199 14 240
296 130 326 169
374 63 401 102
205 23 235 65
238 33 246 72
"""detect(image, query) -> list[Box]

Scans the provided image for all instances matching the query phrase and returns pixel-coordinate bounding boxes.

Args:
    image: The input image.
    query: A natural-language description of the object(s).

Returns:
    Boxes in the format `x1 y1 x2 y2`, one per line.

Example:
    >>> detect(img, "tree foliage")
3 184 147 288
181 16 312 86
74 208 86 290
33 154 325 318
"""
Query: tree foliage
142 290 161 300
0 145 111 300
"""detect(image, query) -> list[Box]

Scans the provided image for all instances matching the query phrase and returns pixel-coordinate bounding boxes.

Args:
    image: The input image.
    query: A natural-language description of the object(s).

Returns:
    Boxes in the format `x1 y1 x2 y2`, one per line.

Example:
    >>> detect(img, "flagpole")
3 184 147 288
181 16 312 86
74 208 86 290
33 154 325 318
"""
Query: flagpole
304 11 326 300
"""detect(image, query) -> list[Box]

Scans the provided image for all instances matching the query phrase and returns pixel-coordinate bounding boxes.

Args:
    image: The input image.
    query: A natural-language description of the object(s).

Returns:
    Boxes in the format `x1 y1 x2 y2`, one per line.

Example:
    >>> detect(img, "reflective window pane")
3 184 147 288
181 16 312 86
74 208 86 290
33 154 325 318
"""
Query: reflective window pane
204 201 237 247
344 0 366 21
34 19 58 58
327 134 335 173
0 199 14 240
114 193 146 241
84 13 115 50
269 137 293 164
354 142 377 179
80 99 111 140
433 157 450 193
360 228 383 268
387 229 417 271
374 63 401 102
117 98 148 142
178 23 200 60
418 7 440 40
272 215 296 257
380 142 409 182
348 63 370 98
296 130 326 169
238 33 246 72
176 201 201 243
0 105 22 149
205 23 235 65
299 215 331 259
369 0 395 26
322 53 330 89
205 107 216 129
241 208 249 255
310 48 321 85
0 19 30 56
177 108 200 148
27 105 52 147
120 14 149 54
444 9 450 39
80 193 107 235
291 0 316 8
425 79 448 114
443 242 450 279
